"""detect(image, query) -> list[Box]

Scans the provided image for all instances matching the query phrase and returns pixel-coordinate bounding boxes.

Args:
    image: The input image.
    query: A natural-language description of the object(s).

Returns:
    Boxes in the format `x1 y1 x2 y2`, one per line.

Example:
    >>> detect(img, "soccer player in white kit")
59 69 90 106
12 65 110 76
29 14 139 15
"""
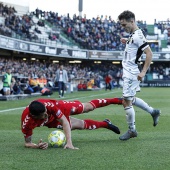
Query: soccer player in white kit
118 10 161 140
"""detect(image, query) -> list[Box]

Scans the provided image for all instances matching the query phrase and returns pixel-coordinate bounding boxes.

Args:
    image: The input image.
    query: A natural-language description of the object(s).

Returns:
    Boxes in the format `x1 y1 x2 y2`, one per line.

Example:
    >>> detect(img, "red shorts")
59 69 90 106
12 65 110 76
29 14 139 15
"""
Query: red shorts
57 100 84 115
46 119 69 129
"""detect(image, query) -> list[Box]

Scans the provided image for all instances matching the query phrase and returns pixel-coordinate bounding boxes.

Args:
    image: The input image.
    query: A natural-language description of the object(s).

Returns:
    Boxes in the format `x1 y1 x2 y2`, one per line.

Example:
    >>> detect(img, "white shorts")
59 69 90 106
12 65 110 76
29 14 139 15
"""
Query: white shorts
3 87 10 92
122 76 140 100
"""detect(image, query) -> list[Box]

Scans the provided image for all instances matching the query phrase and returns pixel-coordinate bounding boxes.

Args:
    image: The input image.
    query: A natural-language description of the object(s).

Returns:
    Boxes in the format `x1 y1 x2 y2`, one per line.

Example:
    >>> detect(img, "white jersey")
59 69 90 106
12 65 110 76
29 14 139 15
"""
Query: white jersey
122 29 149 77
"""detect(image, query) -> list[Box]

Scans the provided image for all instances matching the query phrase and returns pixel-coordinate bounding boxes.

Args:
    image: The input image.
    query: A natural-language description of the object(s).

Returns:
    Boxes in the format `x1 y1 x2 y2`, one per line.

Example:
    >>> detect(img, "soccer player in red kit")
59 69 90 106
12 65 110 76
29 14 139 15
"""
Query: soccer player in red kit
21 97 122 150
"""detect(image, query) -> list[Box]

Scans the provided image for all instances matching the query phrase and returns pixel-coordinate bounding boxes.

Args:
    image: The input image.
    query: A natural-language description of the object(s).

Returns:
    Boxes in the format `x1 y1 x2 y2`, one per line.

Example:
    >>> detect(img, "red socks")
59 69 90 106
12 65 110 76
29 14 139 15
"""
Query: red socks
83 119 107 129
89 98 122 109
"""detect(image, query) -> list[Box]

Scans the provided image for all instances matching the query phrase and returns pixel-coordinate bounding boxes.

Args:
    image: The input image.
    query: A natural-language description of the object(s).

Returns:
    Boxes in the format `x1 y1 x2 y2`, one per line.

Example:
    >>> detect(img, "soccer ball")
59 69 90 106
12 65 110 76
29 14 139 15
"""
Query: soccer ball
48 130 66 148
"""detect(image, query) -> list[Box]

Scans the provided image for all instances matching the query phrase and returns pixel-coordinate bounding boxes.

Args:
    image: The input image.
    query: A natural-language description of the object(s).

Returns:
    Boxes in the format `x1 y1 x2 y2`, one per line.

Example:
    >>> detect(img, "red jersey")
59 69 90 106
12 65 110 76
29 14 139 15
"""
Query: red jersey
21 99 83 138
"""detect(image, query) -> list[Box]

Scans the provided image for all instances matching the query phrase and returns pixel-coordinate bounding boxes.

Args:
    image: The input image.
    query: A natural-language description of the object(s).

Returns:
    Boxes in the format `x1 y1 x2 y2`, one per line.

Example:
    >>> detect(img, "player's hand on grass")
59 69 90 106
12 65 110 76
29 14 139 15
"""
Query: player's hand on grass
37 139 48 149
64 143 79 150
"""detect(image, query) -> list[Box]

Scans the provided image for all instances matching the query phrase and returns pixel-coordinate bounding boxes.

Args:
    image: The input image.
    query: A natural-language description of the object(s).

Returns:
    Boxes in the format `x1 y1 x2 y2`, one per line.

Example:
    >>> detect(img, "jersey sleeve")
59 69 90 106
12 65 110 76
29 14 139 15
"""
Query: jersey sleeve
21 123 33 139
21 108 34 139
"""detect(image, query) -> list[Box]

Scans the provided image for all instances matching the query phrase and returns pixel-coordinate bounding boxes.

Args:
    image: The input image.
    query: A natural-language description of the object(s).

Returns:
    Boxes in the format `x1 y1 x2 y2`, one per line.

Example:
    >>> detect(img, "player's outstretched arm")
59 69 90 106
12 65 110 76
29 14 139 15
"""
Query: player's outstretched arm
25 136 48 149
58 115 79 150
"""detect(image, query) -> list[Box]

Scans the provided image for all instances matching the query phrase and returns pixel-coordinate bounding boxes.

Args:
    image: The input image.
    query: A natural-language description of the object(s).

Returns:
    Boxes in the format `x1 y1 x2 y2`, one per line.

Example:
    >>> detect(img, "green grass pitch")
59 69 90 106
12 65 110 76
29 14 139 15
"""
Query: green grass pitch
0 87 169 170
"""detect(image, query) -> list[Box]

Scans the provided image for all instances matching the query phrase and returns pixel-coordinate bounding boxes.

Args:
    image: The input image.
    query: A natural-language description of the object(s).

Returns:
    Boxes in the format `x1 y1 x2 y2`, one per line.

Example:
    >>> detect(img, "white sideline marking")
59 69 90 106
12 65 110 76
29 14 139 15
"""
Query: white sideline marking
0 91 120 114
0 107 25 113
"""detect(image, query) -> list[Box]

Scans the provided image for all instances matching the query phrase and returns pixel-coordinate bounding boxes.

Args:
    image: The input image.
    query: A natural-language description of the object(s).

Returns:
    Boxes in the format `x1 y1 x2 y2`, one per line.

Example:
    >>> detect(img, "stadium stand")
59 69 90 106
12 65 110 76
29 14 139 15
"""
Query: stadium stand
1 1 170 52
0 2 170 50
0 1 29 16
0 2 170 100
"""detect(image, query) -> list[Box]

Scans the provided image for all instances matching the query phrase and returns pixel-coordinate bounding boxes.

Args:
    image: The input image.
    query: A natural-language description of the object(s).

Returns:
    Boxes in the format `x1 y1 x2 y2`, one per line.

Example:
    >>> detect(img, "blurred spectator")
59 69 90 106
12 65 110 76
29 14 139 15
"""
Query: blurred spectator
105 73 112 91
2 68 12 95
77 80 87 90
37 20 45 27
55 64 68 98
115 68 122 88
87 79 94 89
94 74 101 88
23 80 34 94
34 27 41 34
28 75 40 92
30 32 38 41
12 79 22 94
37 75 47 89
163 27 168 40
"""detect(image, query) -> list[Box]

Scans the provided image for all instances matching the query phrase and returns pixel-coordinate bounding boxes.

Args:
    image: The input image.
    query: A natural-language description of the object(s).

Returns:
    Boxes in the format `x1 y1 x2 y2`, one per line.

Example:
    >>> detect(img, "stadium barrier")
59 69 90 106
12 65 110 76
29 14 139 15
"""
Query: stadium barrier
0 35 170 61
147 80 170 87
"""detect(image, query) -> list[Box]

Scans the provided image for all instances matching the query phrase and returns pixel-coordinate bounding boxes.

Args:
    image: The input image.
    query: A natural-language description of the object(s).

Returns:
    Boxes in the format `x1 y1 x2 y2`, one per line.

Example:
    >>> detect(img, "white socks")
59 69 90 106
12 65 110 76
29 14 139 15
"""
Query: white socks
125 106 136 130
124 97 154 131
132 97 154 114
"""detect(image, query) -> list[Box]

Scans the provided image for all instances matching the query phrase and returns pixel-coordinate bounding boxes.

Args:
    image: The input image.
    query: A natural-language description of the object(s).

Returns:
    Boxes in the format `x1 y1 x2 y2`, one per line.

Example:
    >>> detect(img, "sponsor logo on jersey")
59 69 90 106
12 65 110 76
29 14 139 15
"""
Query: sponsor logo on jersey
56 110 62 117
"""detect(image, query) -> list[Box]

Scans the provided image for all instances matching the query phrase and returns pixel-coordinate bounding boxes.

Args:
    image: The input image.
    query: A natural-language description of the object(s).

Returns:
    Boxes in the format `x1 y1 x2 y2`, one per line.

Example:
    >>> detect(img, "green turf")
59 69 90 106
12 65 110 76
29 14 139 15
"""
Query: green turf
0 88 169 170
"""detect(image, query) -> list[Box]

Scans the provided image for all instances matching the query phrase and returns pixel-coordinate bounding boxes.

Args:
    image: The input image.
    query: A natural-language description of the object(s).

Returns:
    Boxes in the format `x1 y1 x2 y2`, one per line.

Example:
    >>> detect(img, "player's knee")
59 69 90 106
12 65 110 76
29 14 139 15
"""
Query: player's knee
83 103 94 112
71 119 84 130
122 99 126 107
122 98 132 107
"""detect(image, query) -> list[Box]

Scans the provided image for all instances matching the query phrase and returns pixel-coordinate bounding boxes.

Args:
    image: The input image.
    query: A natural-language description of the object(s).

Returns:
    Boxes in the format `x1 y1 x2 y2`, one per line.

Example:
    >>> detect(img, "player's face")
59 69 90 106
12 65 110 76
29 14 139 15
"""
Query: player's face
120 19 134 33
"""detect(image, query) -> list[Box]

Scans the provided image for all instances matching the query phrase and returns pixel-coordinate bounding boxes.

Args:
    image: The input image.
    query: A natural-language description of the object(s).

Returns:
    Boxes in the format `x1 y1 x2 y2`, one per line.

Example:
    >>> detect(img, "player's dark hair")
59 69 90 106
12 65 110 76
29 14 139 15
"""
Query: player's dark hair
118 10 135 22
29 101 45 116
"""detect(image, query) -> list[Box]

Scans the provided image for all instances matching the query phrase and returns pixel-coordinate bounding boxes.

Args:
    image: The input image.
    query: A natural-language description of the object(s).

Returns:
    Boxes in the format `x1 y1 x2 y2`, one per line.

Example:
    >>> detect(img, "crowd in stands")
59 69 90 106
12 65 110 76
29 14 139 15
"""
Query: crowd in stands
148 63 170 80
0 3 37 41
0 57 124 95
0 2 16 15
1 2 170 51
0 3 159 51
0 2 35 40
0 3 64 44
64 15 125 51
30 10 170 51
32 9 147 51
154 19 170 37
32 8 148 50
0 23 11 36
0 57 170 96
0 57 122 80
